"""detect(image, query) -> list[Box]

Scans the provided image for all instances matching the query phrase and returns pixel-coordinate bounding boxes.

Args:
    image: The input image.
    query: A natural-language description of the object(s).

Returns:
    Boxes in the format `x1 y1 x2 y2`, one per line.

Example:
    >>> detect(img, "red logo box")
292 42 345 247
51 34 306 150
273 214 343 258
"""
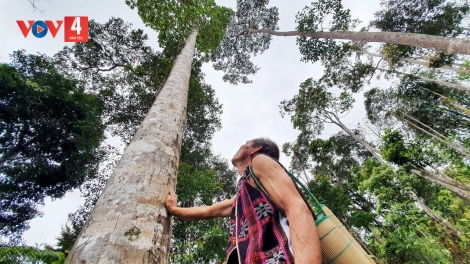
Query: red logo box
64 16 88 42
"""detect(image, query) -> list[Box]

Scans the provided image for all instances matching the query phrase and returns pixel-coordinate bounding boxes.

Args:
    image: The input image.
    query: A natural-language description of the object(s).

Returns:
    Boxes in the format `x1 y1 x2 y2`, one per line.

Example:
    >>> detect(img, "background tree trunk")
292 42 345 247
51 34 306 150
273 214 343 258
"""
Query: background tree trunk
327 111 470 201
355 49 470 75
376 67 470 93
66 30 198 264
408 191 462 239
250 29 470 55
328 111 385 163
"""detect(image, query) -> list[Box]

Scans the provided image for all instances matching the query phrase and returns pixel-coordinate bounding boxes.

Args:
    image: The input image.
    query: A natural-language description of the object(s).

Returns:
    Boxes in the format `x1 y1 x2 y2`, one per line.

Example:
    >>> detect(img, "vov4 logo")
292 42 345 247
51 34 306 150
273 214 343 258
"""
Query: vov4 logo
16 16 88 42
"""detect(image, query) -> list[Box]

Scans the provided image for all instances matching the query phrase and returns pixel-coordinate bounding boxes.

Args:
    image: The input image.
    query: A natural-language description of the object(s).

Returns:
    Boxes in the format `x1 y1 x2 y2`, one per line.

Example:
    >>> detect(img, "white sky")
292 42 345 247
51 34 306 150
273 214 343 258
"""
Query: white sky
0 0 381 247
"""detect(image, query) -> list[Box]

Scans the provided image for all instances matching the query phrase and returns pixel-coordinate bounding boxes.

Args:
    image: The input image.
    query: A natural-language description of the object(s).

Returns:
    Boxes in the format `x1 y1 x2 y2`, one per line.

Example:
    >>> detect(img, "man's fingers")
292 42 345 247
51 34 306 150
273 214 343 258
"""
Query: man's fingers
167 190 177 202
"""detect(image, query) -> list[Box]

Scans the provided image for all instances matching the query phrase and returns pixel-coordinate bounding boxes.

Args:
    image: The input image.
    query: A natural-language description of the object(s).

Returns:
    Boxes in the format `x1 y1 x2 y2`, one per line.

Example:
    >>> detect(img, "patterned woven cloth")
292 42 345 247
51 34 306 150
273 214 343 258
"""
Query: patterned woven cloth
225 167 294 264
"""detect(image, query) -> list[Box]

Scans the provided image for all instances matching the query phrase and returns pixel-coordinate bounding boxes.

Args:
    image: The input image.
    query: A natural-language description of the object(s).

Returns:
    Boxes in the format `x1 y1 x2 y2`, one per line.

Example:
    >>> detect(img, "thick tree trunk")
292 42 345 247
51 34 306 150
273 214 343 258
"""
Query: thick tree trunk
249 29 470 55
66 30 198 264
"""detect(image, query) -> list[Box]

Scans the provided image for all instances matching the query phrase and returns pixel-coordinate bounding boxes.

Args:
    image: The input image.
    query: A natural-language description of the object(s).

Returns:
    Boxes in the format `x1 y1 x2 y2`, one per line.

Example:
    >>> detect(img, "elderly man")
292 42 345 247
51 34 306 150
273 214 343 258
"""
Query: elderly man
165 138 322 264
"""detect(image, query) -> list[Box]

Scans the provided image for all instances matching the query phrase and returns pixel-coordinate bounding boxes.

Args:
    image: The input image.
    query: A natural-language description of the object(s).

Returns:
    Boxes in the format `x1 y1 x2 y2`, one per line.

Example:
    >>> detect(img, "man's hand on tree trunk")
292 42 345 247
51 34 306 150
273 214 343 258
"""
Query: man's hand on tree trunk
165 190 178 215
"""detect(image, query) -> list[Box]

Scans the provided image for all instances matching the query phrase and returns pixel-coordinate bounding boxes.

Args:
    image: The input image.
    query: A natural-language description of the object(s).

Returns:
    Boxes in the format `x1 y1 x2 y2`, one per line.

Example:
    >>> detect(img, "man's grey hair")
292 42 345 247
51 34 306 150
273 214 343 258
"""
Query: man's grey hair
251 138 280 160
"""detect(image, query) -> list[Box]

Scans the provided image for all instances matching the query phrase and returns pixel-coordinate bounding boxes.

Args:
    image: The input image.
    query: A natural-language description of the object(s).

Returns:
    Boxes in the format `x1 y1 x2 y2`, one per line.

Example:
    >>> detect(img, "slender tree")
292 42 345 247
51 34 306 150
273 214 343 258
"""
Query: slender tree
281 76 470 199
364 85 470 198
249 28 470 55
212 0 470 86
355 49 470 75
280 77 383 161
284 132 465 263
376 67 470 93
242 0 470 55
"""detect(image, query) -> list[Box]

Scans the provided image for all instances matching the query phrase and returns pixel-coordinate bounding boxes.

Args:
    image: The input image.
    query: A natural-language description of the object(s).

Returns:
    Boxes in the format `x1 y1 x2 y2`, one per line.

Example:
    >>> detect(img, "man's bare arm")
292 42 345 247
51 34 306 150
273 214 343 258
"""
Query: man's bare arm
252 155 322 264
165 190 235 220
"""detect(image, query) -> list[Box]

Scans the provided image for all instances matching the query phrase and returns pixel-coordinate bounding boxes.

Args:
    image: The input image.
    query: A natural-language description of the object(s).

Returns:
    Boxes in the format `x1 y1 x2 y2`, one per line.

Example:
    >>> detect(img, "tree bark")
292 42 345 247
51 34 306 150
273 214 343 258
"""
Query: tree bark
249 29 470 55
66 30 198 264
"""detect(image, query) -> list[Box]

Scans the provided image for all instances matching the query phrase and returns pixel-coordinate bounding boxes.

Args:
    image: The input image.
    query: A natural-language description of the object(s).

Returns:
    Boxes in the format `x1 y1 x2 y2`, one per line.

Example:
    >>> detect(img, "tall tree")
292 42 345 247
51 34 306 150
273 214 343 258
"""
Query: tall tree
283 119 469 262
247 12 470 54
353 0 470 95
280 77 381 160
53 18 232 263
280 76 470 200
216 0 470 86
0 51 105 243
66 2 231 261
281 77 470 240
275 0 470 261
364 78 470 196
284 132 466 263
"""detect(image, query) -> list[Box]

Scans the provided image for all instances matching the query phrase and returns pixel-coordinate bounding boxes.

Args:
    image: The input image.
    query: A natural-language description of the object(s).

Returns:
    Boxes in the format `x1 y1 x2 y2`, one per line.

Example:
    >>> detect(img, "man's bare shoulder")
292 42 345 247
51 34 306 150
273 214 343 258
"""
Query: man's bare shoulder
251 154 283 176
252 153 279 163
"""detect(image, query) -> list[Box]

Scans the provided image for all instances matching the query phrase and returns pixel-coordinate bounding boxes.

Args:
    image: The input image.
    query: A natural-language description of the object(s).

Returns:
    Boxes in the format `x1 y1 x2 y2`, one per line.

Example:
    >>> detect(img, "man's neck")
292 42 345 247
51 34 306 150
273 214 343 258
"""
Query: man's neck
235 159 251 176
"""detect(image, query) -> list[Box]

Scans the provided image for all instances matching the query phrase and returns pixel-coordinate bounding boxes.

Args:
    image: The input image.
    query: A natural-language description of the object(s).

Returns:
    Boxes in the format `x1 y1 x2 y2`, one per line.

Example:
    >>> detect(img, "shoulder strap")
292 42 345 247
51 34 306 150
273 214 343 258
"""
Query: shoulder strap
249 153 318 220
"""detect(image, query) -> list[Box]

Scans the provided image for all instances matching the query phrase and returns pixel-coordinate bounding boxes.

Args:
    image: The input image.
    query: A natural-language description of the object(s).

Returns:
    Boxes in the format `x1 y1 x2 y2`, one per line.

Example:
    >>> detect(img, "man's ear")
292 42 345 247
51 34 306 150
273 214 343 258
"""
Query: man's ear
250 146 262 155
